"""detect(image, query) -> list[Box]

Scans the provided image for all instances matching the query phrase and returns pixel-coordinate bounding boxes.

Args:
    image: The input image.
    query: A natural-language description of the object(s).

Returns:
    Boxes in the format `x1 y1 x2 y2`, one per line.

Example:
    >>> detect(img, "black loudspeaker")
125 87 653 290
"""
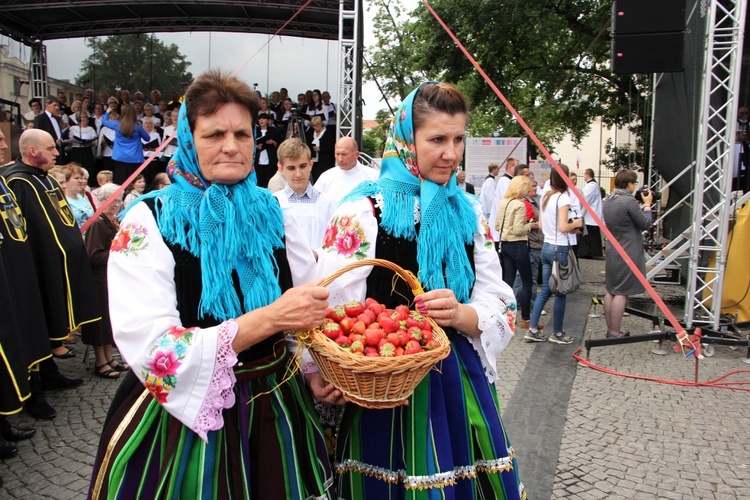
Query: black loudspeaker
612 0 687 35
611 32 685 74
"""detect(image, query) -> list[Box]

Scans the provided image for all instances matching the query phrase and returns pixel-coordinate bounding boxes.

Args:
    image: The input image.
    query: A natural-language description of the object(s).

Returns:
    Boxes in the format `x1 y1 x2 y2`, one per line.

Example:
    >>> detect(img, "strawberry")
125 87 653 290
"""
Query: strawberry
322 321 342 340
377 338 389 348
404 340 422 355
349 333 365 345
407 326 423 343
364 297 380 310
365 347 380 357
393 305 410 321
379 342 396 357
378 314 400 334
351 320 367 336
366 299 386 315
356 310 376 327
394 347 405 356
394 330 408 347
424 339 441 350
335 336 352 348
350 340 364 354
407 312 428 330
369 322 380 330
364 328 384 347
339 316 355 335
385 332 401 346
326 306 346 322
344 301 365 318
421 329 433 344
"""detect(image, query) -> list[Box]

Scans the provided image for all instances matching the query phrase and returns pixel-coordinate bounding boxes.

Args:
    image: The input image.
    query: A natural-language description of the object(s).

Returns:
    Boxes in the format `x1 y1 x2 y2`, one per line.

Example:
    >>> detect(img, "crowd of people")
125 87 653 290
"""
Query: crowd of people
17 85 340 191
482 156 653 346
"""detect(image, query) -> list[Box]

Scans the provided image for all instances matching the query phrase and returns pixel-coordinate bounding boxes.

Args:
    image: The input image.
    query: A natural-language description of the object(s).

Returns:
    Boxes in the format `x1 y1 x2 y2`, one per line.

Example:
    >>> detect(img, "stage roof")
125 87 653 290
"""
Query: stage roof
0 0 351 44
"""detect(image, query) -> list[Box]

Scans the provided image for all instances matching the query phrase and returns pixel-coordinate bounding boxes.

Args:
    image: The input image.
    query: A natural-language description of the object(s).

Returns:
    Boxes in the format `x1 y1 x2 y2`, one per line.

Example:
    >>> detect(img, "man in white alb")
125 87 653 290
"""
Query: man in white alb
314 136 378 202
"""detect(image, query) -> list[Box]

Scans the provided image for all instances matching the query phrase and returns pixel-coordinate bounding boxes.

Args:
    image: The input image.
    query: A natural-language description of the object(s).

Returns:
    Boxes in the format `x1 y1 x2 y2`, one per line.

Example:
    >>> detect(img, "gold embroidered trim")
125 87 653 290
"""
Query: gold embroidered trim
335 448 517 490
91 389 151 498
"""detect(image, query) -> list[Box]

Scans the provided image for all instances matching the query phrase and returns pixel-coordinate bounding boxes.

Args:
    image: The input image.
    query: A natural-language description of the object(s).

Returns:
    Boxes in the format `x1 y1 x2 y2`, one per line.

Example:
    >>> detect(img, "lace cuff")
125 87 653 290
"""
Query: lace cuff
192 320 238 441
466 299 515 383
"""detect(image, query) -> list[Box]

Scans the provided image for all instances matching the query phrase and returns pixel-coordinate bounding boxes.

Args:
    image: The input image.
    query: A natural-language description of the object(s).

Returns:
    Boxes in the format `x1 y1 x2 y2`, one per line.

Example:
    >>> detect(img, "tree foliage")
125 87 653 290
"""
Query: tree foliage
76 34 193 96
366 0 651 168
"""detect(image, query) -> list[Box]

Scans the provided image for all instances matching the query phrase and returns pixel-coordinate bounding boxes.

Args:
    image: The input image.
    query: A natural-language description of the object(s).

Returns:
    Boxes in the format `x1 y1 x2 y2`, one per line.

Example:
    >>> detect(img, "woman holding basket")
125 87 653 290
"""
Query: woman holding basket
89 71 339 499
317 82 524 499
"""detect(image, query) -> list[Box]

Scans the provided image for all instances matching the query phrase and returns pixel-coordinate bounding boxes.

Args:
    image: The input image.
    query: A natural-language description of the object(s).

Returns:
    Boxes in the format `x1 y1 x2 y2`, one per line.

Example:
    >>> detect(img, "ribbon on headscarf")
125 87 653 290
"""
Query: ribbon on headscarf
133 103 285 320
344 83 477 302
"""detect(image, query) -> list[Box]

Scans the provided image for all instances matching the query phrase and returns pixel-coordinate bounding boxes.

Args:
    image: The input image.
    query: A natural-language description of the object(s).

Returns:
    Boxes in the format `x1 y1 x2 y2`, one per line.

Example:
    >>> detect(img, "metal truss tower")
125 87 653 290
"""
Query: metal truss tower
336 0 361 142
647 0 747 330
30 42 48 99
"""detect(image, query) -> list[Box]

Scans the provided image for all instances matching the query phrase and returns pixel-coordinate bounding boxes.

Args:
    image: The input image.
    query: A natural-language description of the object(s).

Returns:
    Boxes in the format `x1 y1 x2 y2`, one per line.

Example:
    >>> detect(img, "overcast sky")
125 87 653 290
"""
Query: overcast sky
36 1 420 120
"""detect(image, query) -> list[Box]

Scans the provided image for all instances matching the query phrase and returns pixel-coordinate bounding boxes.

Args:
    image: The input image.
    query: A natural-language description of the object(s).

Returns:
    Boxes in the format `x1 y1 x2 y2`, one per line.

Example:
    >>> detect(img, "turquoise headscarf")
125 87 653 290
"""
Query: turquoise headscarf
345 83 477 302
136 102 285 321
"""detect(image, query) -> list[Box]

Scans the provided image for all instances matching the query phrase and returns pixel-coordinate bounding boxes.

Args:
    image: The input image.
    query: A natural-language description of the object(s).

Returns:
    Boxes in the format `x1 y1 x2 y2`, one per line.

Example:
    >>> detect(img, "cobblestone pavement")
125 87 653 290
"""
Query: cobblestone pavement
1 258 749 498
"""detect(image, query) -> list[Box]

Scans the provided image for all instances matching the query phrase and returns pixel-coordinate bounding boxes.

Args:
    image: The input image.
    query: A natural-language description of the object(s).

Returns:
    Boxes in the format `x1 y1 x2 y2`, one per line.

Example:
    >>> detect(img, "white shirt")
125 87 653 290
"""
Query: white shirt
68 125 97 148
274 184 336 249
488 173 513 241
142 131 162 159
567 188 581 245
98 127 116 158
582 179 603 227
45 110 62 140
161 125 178 158
479 175 497 217
314 162 378 202
541 191 572 246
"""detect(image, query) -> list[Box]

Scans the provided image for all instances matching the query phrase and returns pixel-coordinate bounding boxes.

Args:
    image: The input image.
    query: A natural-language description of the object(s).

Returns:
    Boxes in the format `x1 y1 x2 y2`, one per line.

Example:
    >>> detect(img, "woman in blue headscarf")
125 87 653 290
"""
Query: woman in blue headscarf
89 71 340 499
317 82 525 499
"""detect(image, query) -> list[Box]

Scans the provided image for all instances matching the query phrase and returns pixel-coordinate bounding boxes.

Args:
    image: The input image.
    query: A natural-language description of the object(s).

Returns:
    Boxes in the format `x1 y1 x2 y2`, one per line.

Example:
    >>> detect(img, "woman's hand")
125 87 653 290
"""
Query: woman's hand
304 372 346 405
415 289 481 337
232 281 329 352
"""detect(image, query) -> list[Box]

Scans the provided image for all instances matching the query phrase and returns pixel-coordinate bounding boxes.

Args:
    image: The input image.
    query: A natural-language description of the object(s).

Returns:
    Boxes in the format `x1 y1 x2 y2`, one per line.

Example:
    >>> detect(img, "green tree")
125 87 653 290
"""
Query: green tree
362 109 392 158
367 0 651 168
76 34 193 96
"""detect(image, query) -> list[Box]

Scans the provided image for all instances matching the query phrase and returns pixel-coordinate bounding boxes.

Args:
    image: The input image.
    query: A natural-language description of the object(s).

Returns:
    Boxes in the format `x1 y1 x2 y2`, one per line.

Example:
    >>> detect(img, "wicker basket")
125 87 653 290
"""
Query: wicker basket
306 259 451 409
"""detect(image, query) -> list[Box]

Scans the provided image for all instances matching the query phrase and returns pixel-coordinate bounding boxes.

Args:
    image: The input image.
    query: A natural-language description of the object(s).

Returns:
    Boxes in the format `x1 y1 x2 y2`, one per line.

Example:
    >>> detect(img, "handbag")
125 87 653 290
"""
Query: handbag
549 194 582 295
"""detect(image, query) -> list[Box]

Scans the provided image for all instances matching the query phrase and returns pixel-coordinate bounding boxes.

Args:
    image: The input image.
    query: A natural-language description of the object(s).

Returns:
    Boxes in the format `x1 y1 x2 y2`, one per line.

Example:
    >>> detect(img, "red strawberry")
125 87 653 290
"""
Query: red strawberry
356 310 376 327
322 322 342 340
344 301 365 318
364 328 384 347
350 340 364 354
421 329 434 344
367 300 386 315
364 297 380 310
379 342 396 357
407 312 428 329
369 322 381 330
339 317 354 335
349 333 365 345
351 320 367 336
377 338 389 348
407 326 423 343
365 346 380 357
424 339 441 350
395 347 405 356
393 305 410 321
335 336 352 348
326 306 346 322
404 340 422 355
378 314 400 334
385 332 401 346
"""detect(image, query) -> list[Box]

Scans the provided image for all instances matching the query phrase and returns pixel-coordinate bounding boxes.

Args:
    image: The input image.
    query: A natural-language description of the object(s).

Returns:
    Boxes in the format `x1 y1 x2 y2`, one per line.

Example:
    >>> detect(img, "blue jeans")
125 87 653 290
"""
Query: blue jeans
514 246 540 305
501 241 532 320
531 243 569 333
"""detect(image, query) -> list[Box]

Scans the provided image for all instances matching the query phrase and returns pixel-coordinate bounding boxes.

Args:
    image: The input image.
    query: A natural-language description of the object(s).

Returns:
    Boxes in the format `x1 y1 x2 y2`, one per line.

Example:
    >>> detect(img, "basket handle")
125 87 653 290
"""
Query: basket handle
319 258 425 298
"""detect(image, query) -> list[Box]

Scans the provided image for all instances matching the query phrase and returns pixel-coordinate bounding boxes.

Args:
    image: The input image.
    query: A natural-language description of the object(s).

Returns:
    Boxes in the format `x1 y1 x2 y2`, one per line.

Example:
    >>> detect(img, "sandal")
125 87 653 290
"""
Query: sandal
108 359 130 372
52 347 76 359
95 363 120 379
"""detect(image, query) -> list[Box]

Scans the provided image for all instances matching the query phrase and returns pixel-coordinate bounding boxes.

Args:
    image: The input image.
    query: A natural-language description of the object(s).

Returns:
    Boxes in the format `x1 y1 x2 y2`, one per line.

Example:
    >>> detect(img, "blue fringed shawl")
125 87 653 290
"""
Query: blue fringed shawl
132 103 285 321
344 83 477 302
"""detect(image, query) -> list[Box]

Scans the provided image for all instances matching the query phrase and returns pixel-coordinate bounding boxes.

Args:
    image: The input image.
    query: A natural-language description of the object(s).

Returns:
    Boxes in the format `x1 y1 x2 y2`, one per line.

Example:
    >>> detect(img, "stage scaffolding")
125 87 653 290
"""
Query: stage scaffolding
647 0 747 331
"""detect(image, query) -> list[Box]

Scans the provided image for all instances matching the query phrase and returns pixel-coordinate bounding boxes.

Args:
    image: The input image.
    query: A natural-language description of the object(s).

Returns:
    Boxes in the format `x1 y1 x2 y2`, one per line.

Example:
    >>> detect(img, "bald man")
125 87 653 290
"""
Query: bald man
4 129 100 406
314 136 378 202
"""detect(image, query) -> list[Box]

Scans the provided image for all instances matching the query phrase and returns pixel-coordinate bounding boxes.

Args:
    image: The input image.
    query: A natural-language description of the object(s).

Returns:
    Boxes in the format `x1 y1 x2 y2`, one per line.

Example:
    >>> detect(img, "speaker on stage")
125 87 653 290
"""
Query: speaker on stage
612 32 685 74
611 0 686 74
612 0 686 35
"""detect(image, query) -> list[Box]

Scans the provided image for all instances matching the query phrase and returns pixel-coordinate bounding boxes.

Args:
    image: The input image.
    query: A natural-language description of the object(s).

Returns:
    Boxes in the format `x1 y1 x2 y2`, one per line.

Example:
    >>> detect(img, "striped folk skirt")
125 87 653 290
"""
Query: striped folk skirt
335 333 525 500
89 345 333 499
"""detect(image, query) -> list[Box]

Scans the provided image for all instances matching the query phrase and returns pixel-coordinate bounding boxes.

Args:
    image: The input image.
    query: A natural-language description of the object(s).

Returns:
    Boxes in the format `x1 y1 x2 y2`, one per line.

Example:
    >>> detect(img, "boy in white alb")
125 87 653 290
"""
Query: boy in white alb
273 138 336 248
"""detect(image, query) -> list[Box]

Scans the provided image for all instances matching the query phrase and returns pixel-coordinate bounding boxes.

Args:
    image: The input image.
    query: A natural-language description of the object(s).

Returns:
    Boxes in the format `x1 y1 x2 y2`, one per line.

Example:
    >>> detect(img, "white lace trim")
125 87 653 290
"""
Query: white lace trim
467 299 514 384
335 447 517 490
193 320 238 441
372 192 420 224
